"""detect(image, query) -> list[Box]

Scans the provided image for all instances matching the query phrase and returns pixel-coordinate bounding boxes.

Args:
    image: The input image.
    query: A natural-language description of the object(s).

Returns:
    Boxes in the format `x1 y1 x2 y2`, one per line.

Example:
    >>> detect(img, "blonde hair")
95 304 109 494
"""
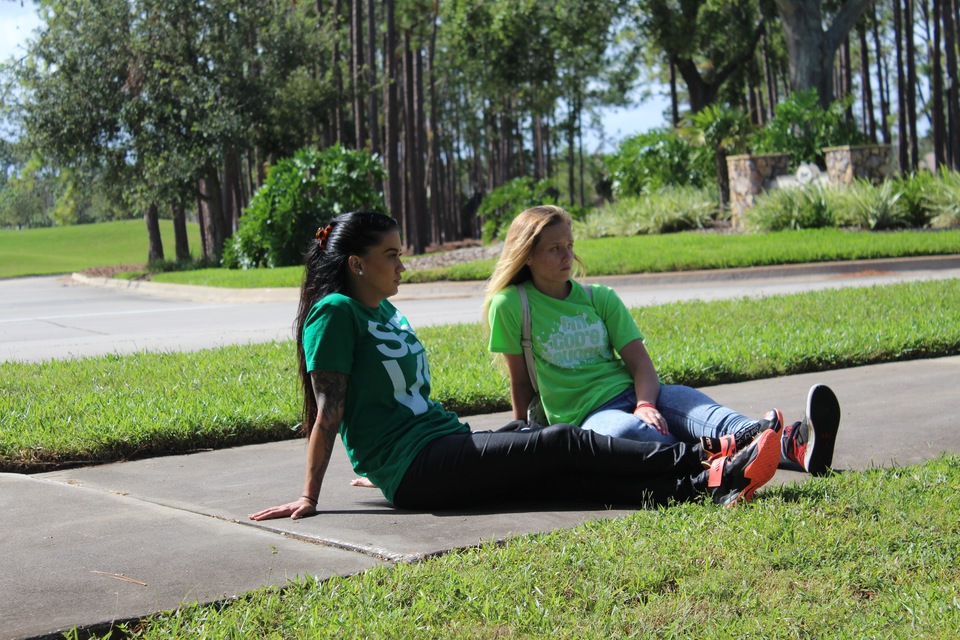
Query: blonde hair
482 205 584 320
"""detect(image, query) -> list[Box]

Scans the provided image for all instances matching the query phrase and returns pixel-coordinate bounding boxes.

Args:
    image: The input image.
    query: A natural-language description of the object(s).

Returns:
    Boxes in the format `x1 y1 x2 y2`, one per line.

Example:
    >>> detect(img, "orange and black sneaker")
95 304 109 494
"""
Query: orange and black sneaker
780 384 841 476
706 427 781 507
701 409 784 463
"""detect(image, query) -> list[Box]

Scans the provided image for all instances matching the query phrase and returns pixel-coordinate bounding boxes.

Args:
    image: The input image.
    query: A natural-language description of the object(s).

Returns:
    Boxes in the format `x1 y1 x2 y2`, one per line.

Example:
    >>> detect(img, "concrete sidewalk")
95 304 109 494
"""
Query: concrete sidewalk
4 355 960 639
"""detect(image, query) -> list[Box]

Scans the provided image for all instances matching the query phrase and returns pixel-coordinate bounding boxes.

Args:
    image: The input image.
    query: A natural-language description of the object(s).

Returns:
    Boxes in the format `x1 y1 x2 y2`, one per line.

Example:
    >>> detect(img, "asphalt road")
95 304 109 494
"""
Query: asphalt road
2 255 959 363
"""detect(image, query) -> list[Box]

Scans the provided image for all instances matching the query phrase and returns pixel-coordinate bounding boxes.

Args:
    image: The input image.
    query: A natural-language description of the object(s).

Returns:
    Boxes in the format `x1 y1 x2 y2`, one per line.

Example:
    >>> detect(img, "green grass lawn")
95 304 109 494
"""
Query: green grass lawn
146 227 960 287
0 219 202 279
3 279 958 473
2 222 958 285
98 454 960 638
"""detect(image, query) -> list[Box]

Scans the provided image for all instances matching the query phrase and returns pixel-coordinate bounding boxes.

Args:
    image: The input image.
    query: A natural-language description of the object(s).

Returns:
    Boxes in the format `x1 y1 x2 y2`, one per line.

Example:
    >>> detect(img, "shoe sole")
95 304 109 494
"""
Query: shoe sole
805 384 841 476
728 428 781 506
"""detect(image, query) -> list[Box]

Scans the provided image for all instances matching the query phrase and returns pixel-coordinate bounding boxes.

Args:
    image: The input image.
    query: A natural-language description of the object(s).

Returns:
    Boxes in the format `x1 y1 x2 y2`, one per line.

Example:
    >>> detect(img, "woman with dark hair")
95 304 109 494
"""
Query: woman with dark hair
248 211 781 521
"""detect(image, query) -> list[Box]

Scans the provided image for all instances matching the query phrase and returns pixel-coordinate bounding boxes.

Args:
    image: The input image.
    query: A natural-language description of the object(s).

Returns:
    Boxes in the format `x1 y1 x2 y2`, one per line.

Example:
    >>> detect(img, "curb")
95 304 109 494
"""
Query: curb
70 254 960 304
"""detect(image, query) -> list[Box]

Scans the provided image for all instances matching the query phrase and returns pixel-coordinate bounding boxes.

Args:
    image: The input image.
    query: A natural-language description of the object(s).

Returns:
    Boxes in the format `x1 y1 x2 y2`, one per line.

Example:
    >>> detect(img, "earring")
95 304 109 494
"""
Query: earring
357 269 363 276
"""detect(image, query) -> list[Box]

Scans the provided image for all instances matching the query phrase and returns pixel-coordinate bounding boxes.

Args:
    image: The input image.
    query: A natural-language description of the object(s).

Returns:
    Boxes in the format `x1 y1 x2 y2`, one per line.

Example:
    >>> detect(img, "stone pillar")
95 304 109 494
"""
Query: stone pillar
726 153 791 227
823 145 893 186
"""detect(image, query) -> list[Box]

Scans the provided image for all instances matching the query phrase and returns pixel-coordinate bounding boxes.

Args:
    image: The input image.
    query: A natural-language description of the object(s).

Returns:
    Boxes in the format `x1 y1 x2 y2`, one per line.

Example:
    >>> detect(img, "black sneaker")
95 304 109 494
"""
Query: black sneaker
780 384 841 475
706 428 781 507
701 409 783 462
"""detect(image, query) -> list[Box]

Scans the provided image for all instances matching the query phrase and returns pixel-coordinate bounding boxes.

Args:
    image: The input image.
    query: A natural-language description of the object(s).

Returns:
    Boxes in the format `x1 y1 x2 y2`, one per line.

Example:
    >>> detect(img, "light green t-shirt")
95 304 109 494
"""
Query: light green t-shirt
487 281 643 426
303 293 468 504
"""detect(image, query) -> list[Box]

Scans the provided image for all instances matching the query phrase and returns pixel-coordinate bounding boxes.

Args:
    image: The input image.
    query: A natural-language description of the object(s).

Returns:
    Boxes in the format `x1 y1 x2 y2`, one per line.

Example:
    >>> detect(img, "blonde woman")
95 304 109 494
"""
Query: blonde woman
484 205 841 475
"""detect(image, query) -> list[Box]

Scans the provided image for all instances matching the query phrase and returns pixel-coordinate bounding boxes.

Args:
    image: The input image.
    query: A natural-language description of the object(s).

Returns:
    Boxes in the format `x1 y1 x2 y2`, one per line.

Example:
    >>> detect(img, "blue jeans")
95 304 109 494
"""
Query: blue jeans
580 385 759 445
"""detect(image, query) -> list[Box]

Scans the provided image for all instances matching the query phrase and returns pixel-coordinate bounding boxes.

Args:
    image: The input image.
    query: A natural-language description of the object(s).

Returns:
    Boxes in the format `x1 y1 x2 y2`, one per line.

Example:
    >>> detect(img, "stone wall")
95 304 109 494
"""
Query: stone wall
824 145 893 186
726 153 791 227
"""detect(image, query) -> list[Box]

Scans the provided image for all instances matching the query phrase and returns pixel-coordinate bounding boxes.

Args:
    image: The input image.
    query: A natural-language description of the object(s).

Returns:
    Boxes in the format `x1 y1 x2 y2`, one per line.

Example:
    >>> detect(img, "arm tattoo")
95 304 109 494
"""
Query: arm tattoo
310 370 348 430
306 371 349 492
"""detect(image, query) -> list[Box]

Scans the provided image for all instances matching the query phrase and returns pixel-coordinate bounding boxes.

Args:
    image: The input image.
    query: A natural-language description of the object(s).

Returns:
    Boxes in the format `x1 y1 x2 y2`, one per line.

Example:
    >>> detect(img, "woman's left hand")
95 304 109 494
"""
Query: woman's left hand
248 498 317 521
634 404 669 435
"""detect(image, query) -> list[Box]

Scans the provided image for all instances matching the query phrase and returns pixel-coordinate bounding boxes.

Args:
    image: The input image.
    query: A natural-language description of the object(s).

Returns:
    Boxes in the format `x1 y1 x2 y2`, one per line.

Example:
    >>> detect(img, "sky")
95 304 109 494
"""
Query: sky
0 1 671 153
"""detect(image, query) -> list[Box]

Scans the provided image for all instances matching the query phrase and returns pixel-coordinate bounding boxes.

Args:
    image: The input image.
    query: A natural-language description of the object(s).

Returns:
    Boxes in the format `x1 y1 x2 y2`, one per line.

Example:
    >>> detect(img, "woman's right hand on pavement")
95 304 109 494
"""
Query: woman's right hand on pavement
248 498 317 521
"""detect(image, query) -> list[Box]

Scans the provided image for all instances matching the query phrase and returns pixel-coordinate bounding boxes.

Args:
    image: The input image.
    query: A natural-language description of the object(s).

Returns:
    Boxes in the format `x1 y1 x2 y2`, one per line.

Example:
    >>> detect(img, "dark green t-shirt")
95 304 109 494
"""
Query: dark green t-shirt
302 294 468 504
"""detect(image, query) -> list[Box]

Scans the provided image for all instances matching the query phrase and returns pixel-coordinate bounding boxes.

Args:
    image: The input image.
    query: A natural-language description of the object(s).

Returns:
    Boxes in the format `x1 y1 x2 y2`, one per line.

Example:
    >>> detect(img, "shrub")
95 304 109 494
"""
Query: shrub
223 145 385 268
892 170 938 228
839 179 908 230
927 169 960 228
574 187 719 238
573 197 646 238
604 129 713 198
745 183 838 231
477 177 560 243
750 90 866 170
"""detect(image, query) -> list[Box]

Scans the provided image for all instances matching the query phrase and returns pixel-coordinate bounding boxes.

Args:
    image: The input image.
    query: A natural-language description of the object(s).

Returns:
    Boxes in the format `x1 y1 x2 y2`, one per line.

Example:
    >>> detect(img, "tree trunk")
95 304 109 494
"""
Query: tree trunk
872 5 893 144
501 108 513 185
172 201 190 262
402 30 423 254
716 148 730 210
197 167 227 261
144 203 164 263
841 35 854 121
222 151 243 233
894 0 911 173
383 0 401 217
905 0 920 169
196 196 208 258
774 0 875 107
366 0 380 155
932 0 947 167
413 40 429 250
331 0 344 145
533 113 544 180
566 102 575 205
761 29 778 120
351 0 366 149
858 21 877 142
545 115 553 181
578 106 585 208
425 9 442 244
669 60 679 126
944 0 960 167
673 22 766 114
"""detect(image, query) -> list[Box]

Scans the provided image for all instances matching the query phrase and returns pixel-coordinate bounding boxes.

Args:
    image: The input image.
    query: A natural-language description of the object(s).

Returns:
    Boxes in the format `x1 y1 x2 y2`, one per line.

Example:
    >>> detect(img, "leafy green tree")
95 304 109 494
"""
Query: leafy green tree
13 0 335 258
605 129 713 197
687 105 753 207
439 0 629 205
477 177 561 243
0 157 57 228
629 0 767 114
223 145 385 269
774 0 875 107
750 89 866 169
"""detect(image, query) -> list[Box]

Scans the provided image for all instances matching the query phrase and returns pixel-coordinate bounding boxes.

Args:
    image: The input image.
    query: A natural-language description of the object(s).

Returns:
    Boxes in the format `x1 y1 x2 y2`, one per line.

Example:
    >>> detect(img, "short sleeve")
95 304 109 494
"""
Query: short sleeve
487 286 523 355
302 297 357 374
590 284 643 352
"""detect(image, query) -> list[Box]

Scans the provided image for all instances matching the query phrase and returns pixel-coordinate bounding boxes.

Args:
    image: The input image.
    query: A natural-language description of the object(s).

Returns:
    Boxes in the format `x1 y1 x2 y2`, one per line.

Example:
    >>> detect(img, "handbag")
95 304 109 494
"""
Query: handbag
517 282 548 426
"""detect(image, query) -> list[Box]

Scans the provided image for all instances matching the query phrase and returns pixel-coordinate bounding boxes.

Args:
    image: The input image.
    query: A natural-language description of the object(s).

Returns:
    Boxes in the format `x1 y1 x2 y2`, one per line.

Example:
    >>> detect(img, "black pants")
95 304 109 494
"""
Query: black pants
393 422 707 510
